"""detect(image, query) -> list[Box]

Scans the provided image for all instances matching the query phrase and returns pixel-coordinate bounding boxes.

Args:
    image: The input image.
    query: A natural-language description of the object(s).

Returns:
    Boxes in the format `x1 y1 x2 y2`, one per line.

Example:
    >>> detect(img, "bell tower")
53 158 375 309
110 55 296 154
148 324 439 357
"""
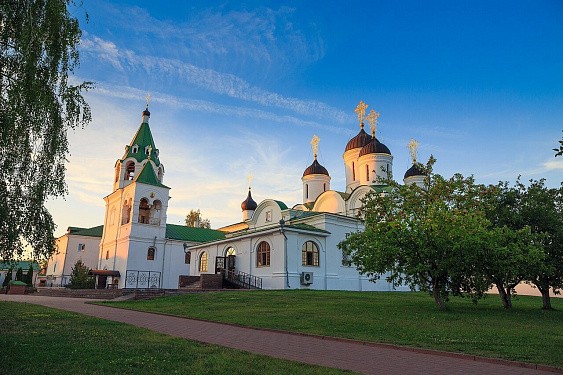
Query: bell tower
98 105 171 289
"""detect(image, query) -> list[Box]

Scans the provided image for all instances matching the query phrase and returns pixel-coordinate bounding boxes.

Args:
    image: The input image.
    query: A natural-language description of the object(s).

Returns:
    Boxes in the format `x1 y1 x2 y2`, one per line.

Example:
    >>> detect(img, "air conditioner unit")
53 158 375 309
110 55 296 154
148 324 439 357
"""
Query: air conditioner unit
301 271 313 285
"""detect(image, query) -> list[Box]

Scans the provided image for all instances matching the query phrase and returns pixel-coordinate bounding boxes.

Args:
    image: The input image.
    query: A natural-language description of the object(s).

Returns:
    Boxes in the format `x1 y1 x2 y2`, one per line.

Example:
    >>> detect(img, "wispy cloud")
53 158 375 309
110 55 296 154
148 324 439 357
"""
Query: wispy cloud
80 35 350 125
543 158 563 170
89 82 350 135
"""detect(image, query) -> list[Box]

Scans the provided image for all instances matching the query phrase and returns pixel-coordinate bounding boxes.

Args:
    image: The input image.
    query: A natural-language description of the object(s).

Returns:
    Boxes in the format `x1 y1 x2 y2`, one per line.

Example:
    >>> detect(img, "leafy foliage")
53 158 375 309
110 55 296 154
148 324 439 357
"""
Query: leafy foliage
25 263 34 285
0 0 91 260
339 157 493 309
15 267 23 282
185 209 211 228
2 269 12 287
554 133 563 157
513 179 562 309
67 260 94 289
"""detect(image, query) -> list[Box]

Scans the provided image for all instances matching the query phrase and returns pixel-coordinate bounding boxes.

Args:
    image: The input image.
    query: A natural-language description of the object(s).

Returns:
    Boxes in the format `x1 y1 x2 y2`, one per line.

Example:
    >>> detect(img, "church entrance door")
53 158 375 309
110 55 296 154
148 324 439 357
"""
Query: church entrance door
97 275 107 289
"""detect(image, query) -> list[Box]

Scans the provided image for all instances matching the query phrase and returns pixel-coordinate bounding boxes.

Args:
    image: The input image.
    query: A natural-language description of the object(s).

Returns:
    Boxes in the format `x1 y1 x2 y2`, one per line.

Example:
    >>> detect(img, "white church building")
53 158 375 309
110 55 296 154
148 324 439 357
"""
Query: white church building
46 102 425 291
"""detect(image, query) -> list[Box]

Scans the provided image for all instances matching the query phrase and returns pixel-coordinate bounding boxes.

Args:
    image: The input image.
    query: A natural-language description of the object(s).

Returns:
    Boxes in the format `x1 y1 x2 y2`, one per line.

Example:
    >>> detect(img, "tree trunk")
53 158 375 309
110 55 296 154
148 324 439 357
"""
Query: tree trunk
432 285 446 310
540 288 552 310
496 284 512 309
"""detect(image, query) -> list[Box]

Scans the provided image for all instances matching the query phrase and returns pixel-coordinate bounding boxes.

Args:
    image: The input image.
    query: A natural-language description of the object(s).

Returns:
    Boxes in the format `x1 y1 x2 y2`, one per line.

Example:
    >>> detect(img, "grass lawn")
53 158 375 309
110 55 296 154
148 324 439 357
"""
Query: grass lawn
100 290 563 367
0 301 352 375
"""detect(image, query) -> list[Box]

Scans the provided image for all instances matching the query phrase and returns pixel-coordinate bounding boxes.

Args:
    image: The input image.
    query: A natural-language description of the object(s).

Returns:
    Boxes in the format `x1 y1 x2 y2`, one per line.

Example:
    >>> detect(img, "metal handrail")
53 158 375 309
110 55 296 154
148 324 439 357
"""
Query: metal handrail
225 270 262 289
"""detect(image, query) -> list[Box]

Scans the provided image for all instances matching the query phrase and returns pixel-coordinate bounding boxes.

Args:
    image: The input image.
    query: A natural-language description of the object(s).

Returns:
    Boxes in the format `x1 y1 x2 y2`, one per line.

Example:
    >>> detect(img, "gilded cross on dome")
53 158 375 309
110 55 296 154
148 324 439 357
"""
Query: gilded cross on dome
145 92 151 108
407 138 419 163
354 101 368 125
310 134 320 159
247 173 253 188
366 109 380 137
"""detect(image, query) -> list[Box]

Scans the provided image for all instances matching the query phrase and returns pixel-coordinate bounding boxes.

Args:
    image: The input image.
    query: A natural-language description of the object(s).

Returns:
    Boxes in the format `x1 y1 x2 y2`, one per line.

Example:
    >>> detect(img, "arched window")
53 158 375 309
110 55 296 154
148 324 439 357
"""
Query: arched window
199 252 208 272
184 251 191 264
147 247 156 261
257 241 270 267
366 164 370 182
306 184 309 199
125 161 135 180
105 251 109 260
157 167 163 182
323 183 326 192
225 247 236 257
302 241 319 266
352 162 356 181
138 198 150 224
132 144 139 154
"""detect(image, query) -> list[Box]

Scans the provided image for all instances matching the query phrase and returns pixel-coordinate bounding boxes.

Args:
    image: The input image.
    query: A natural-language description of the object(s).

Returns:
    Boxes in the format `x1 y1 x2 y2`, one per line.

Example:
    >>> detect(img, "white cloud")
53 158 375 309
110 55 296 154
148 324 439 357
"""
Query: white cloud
80 35 350 125
543 158 563 170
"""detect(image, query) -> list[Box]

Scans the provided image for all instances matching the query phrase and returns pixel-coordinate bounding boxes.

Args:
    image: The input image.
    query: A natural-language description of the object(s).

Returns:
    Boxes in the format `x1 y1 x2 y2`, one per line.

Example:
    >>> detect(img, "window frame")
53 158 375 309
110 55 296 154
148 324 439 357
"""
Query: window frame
199 252 208 272
147 246 156 261
256 241 271 267
301 241 320 267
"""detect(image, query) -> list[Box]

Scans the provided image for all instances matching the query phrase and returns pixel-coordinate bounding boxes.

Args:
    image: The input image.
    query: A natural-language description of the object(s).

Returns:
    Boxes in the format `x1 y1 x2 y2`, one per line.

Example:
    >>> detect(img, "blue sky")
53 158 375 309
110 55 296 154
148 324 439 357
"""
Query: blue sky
47 0 563 234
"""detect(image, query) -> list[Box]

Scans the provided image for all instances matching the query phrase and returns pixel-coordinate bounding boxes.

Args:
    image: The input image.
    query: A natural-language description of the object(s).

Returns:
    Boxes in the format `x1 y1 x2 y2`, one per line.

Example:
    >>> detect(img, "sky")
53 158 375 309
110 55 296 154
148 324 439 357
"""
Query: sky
47 0 563 236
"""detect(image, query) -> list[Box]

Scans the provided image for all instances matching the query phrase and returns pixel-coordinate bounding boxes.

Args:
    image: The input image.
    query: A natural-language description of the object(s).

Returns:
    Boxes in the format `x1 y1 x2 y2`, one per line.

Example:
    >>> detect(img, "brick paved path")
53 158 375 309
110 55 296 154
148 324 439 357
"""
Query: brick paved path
1 294 558 375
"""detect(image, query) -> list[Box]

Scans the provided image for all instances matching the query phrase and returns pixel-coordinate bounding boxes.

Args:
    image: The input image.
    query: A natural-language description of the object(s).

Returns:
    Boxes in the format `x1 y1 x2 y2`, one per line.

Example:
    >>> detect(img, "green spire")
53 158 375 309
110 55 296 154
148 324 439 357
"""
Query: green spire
134 161 169 188
122 121 161 166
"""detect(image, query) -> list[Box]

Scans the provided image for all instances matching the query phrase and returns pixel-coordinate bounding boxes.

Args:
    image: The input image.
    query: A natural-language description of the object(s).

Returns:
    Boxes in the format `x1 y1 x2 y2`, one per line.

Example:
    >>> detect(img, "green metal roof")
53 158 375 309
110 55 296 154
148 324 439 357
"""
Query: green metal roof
370 184 393 193
134 161 169 188
286 223 330 234
165 224 226 242
122 122 161 166
274 200 288 210
0 261 40 271
73 225 104 237
337 191 351 200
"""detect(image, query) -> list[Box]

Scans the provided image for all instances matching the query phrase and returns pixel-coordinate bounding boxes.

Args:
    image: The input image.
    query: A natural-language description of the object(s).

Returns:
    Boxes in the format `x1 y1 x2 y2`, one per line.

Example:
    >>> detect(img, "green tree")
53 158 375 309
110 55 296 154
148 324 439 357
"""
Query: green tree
484 178 562 309
67 260 94 289
554 134 563 157
480 225 544 308
480 182 545 308
185 209 211 229
2 268 13 287
339 158 491 310
517 179 563 310
0 0 92 261
25 263 35 286
15 267 23 282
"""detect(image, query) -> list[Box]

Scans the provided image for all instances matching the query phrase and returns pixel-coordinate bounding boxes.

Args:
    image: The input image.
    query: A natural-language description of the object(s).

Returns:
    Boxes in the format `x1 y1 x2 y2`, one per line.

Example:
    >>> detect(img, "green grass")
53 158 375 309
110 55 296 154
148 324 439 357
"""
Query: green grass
100 291 563 367
0 301 352 375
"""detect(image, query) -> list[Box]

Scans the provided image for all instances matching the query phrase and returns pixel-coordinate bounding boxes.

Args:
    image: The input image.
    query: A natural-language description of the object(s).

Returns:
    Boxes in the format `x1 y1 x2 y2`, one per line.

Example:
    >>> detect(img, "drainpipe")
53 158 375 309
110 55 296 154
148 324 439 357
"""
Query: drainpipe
161 237 168 289
279 219 290 289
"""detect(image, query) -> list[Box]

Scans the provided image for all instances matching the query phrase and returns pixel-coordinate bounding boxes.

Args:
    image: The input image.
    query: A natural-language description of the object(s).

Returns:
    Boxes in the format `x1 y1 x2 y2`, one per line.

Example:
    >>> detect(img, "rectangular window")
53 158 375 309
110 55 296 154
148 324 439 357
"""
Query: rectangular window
78 243 85 252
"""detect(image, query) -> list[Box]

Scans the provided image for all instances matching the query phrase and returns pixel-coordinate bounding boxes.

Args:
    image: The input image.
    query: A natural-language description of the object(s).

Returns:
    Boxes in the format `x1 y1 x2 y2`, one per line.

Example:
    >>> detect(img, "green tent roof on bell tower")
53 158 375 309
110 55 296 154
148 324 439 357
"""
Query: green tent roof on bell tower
122 117 161 166
134 160 169 188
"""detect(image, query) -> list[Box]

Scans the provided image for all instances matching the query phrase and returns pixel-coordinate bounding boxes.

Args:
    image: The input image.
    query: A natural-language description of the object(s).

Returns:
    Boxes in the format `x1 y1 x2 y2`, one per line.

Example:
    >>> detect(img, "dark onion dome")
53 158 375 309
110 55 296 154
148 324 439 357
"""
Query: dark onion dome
241 189 257 211
303 159 329 177
358 137 391 157
404 163 425 179
344 124 372 152
142 107 151 117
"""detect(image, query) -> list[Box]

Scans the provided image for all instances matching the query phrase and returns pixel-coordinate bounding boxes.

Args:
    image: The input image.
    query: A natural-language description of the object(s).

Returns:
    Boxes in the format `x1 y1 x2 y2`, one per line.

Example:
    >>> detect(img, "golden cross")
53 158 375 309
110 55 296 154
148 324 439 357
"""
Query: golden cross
366 109 380 137
247 173 253 188
407 138 419 163
354 101 368 125
145 92 151 108
310 134 320 159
